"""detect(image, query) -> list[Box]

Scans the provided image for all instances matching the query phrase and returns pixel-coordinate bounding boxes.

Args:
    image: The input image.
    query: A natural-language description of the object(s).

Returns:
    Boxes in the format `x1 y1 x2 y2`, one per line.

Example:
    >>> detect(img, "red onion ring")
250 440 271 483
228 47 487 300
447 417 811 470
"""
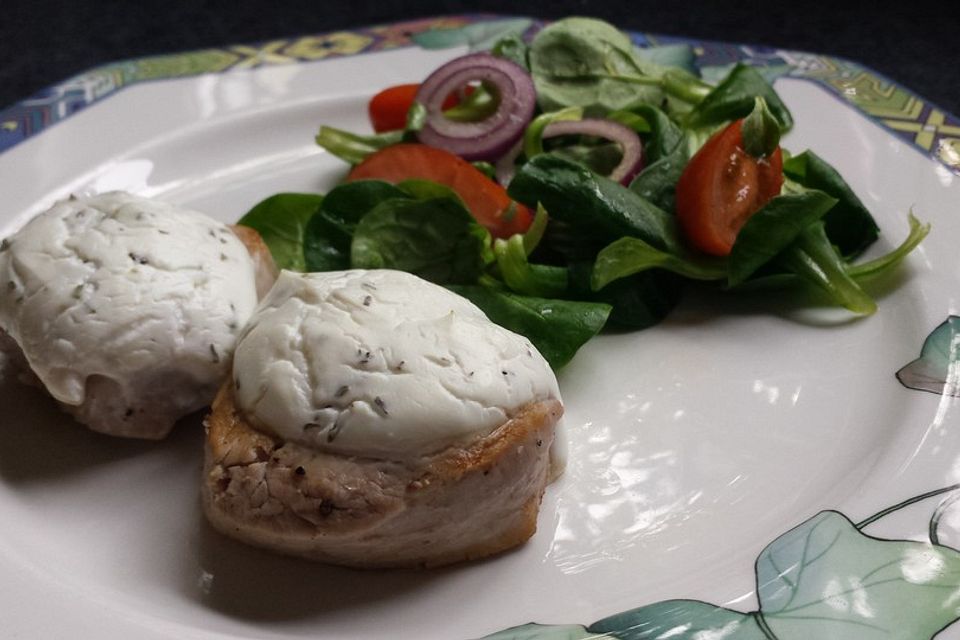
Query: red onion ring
542 119 645 185
415 53 536 162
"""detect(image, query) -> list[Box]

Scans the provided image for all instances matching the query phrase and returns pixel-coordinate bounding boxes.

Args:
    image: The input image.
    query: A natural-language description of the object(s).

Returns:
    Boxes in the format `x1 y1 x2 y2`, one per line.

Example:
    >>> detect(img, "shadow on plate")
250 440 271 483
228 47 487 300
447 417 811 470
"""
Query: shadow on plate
181 509 461 622
0 370 201 483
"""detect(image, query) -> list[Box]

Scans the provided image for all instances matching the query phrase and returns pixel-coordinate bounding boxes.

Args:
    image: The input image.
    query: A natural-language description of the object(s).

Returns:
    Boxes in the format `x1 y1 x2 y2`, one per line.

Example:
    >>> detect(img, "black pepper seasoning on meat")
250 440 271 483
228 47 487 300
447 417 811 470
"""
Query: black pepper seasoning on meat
128 252 149 265
209 344 220 363
373 396 389 416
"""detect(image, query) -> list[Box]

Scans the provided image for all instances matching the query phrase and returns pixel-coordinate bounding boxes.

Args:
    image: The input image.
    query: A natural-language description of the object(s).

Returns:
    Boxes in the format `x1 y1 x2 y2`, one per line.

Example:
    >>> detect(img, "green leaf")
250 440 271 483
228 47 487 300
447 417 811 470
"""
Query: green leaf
685 63 793 131
568 262 682 331
351 197 489 284
592 236 727 290
447 286 610 369
626 104 689 212
897 316 960 396
605 110 651 134
734 213 928 293
238 193 323 271
700 62 792 87
727 190 838 286
783 150 880 257
411 18 533 51
758 510 960 640
443 85 500 122
508 154 681 253
303 181 408 272
549 143 624 178
634 43 699 75
683 124 722 158
847 213 929 279
472 161 497 180
494 234 568 298
658 68 713 105
628 141 688 213
630 105 684 164
491 33 530 70
589 600 768 639
406 101 427 132
779 222 877 315
522 204 549 256
741 97 781 158
396 179 465 204
315 125 402 165
524 106 585 159
528 17 665 116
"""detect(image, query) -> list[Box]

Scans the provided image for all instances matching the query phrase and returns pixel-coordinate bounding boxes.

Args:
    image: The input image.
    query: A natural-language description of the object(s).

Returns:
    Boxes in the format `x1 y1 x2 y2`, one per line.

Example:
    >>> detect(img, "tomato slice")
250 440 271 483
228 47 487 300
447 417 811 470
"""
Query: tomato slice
675 120 784 256
348 143 532 238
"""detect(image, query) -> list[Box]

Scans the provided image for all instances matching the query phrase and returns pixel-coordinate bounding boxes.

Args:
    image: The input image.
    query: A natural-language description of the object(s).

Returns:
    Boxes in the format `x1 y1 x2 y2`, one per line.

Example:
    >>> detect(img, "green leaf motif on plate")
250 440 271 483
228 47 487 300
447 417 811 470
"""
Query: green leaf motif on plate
759 511 960 639
476 502 960 640
897 316 960 396
588 600 767 639
476 623 602 639
411 18 533 51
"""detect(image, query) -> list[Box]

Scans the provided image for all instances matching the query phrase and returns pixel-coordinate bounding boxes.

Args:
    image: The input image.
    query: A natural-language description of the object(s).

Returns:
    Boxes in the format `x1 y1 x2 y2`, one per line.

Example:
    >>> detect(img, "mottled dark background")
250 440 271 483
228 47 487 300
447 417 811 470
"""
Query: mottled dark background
1 0 956 114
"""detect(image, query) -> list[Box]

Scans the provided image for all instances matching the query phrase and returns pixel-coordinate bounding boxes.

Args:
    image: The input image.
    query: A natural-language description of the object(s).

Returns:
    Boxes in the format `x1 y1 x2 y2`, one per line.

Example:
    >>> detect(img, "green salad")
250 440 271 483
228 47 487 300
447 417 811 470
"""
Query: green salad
238 17 929 369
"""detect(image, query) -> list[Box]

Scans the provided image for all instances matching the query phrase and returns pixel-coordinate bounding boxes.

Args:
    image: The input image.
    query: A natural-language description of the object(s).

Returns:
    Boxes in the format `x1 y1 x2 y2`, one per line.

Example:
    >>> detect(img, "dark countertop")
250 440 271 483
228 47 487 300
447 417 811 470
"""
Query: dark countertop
2 0 957 115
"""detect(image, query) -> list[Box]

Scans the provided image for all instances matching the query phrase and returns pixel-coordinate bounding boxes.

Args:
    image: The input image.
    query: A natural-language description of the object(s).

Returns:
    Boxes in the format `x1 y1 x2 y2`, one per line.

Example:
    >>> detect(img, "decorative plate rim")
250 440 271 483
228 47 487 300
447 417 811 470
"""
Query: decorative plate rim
2 14 959 640
1 14 958 175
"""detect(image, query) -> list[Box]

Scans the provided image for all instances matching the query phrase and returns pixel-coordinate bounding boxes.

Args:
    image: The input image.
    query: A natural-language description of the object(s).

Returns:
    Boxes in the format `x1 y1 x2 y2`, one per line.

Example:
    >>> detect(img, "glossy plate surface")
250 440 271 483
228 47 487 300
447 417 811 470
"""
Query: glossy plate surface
1 17 958 640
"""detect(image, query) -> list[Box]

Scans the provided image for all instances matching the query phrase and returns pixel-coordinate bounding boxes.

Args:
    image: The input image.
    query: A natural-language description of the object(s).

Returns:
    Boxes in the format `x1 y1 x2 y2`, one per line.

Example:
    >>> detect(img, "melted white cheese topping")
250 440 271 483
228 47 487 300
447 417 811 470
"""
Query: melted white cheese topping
233 270 563 460
0 191 259 407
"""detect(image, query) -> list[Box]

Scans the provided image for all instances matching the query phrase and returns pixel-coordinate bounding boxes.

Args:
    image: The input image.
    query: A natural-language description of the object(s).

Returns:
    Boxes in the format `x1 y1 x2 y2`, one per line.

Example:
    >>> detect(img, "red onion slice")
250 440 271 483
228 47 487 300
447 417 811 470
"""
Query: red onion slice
415 53 536 162
542 119 645 185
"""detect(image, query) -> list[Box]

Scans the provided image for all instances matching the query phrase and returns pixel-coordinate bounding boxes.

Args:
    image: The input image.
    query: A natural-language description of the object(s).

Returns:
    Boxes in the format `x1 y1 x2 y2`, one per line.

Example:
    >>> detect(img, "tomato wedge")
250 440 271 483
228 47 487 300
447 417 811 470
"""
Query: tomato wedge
368 84 463 133
347 143 533 238
675 119 783 256
368 84 420 133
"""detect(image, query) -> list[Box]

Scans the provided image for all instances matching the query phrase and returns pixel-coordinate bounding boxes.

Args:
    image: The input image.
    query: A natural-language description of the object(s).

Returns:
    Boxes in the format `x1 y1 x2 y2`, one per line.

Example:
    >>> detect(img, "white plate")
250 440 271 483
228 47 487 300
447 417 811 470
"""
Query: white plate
1 17 959 640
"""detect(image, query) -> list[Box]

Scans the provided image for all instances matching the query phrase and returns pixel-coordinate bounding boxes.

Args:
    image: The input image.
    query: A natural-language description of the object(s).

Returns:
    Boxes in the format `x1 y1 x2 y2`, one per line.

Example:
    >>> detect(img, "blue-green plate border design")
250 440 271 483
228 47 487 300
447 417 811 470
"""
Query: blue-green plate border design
1 14 958 174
